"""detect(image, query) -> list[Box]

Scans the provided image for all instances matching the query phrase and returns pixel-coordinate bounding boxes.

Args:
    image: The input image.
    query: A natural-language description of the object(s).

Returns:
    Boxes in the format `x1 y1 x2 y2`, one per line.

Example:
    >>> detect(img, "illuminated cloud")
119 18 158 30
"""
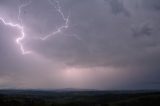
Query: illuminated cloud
0 0 160 89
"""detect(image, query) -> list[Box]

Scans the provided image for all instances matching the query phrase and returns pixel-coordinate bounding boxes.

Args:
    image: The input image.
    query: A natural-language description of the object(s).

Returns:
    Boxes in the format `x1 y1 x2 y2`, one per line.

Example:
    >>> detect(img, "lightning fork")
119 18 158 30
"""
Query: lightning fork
16 0 32 54
0 0 32 55
0 17 31 54
37 0 70 40
18 0 32 24
0 0 69 55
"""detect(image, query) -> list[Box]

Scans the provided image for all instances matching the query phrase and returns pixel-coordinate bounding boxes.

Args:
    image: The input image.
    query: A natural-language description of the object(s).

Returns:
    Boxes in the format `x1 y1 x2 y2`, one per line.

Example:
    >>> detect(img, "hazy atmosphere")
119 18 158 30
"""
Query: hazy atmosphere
0 0 160 90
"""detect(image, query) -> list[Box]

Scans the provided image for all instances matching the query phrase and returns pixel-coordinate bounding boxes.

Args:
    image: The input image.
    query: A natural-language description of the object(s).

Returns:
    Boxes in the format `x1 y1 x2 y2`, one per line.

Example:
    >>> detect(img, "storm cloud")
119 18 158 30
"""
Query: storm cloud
0 0 160 90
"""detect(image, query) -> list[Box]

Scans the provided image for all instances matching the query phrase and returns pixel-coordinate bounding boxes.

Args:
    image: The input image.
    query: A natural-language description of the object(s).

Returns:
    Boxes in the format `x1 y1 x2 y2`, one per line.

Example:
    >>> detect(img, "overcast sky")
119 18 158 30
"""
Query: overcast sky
0 0 160 90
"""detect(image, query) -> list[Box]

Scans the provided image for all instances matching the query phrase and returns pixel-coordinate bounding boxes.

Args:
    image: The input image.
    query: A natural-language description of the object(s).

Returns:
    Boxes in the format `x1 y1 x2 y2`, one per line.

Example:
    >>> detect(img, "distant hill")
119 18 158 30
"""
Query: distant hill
0 89 160 106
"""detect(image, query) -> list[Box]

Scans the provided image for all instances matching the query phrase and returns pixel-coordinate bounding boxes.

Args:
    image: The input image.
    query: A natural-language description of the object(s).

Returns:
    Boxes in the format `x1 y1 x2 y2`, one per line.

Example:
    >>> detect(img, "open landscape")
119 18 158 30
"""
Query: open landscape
0 0 160 105
0 90 160 106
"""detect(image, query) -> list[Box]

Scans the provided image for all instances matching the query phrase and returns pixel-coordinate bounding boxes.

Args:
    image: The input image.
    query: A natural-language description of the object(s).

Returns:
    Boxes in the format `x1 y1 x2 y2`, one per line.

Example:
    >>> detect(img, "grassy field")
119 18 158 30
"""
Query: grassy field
0 90 160 106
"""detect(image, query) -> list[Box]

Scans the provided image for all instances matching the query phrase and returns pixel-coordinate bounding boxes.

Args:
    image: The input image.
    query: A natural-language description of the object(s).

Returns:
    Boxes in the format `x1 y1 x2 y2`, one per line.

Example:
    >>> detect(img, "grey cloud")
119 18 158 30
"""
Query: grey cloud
28 0 160 70
131 23 152 37
143 0 160 11
104 0 130 16
0 0 160 89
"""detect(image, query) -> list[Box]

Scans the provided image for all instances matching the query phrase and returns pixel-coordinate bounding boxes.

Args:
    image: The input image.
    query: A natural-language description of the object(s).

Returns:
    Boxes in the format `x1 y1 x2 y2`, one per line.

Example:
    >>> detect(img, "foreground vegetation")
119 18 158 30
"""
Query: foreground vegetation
0 90 160 106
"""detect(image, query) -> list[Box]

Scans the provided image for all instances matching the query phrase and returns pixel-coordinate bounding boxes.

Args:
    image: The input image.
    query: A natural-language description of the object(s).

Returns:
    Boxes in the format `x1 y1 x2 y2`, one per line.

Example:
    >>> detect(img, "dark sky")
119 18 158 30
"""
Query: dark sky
0 0 160 90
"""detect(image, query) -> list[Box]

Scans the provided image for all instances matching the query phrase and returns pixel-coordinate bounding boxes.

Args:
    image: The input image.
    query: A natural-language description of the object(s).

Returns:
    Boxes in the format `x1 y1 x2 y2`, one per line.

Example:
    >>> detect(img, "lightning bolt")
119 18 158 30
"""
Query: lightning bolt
16 0 32 54
37 0 70 40
0 0 32 55
18 0 32 24
0 0 69 55
0 17 31 55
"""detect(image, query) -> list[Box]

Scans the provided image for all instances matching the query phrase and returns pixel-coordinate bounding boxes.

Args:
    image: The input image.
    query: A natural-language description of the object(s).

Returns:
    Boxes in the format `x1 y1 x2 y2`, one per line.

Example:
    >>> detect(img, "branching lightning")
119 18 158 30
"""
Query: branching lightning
0 16 31 55
0 0 32 54
18 0 32 24
16 0 32 54
38 0 70 40
0 0 70 55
